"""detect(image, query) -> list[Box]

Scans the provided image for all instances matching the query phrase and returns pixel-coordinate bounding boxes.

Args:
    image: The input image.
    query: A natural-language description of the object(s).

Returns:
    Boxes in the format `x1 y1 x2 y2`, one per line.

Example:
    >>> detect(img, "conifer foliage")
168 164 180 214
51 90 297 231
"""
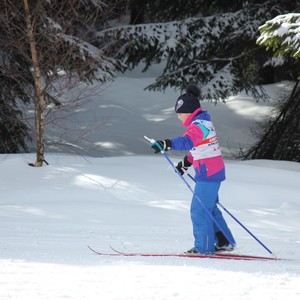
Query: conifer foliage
98 0 300 101
257 13 300 59
243 81 300 162
243 13 300 162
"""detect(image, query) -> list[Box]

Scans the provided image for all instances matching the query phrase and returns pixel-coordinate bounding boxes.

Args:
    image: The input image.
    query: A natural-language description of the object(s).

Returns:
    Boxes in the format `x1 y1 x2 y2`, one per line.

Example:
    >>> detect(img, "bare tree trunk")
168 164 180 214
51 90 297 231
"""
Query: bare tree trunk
23 0 45 167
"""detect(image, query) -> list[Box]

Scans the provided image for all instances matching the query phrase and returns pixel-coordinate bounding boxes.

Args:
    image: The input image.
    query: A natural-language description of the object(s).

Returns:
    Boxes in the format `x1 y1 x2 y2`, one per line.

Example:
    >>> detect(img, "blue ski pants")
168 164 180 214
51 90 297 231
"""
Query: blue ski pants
191 180 235 254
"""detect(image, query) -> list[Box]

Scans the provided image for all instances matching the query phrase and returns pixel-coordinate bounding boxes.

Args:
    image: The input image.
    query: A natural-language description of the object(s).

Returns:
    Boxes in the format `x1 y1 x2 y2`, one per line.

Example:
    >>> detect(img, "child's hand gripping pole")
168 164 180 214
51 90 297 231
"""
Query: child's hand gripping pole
144 136 158 149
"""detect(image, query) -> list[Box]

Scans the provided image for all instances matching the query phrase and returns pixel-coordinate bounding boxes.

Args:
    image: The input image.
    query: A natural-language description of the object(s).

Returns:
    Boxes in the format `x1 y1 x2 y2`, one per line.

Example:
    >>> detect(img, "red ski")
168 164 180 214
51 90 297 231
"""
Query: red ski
88 246 283 261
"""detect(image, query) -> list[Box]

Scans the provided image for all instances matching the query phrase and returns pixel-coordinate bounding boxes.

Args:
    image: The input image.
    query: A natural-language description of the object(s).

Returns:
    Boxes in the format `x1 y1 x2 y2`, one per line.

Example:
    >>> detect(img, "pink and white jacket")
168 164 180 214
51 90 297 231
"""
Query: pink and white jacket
171 108 225 181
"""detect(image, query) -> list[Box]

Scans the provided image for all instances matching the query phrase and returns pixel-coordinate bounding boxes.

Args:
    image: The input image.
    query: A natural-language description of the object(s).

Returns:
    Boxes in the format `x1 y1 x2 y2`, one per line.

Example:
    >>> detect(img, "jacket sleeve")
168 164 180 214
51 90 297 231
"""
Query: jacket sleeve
170 136 194 151
170 123 204 151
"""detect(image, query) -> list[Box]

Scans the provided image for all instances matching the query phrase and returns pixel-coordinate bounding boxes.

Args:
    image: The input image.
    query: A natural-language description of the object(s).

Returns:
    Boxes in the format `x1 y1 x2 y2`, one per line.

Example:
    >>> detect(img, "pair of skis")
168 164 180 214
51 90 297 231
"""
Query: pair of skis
88 245 283 261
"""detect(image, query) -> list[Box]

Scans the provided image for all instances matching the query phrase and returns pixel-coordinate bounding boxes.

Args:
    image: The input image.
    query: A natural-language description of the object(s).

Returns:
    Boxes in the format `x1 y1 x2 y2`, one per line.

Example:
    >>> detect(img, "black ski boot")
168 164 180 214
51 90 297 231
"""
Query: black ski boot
215 231 235 252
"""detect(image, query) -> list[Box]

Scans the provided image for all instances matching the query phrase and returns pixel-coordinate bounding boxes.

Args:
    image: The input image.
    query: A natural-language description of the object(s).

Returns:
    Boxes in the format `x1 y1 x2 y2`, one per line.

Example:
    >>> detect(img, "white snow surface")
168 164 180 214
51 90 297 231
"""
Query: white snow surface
43 68 292 159
1 70 300 299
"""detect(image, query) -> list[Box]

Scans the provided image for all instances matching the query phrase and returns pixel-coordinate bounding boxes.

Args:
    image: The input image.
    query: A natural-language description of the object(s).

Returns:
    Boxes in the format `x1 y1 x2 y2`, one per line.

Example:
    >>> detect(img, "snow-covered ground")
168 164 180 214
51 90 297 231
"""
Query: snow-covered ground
1 71 300 299
44 68 291 159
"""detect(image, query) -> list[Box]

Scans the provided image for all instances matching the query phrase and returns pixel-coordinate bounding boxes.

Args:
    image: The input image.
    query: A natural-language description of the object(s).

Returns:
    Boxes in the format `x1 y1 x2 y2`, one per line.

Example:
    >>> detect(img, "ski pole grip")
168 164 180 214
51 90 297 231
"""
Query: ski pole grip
144 136 164 153
144 136 156 144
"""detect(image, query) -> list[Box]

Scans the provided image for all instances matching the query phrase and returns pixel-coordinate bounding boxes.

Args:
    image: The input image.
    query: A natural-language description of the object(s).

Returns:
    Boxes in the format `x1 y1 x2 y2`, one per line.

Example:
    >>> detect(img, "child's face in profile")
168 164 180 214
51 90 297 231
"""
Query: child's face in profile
177 113 191 123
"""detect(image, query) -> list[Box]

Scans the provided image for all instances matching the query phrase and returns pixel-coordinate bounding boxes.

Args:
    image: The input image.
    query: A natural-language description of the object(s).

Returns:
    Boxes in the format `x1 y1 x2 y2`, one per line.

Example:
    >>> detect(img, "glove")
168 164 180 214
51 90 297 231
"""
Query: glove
175 156 192 175
151 139 172 153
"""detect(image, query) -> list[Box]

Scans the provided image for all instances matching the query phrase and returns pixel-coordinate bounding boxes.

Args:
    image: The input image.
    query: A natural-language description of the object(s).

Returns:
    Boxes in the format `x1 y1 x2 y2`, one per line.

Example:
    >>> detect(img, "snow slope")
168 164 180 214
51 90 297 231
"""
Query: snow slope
1 153 300 299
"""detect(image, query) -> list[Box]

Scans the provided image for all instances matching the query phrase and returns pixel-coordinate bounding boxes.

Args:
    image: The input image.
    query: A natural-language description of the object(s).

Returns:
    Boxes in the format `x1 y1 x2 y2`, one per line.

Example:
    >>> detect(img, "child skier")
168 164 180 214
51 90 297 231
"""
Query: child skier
151 84 236 254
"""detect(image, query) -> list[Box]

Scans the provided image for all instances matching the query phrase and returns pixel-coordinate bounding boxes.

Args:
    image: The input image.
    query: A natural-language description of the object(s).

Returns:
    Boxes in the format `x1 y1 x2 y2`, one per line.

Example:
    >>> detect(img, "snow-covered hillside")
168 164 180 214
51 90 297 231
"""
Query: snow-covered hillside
0 153 300 299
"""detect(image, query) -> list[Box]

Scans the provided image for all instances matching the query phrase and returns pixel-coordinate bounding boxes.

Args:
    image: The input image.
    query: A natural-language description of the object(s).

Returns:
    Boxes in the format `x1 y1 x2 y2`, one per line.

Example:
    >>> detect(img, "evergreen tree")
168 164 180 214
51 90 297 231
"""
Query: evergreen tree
243 13 300 162
243 82 300 162
97 0 300 102
129 0 249 23
0 3 31 153
0 75 30 153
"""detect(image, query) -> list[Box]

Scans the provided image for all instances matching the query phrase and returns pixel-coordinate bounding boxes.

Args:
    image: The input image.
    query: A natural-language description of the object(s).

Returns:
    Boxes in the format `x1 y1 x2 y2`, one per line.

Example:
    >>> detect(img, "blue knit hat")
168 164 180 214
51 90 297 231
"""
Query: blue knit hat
175 84 201 113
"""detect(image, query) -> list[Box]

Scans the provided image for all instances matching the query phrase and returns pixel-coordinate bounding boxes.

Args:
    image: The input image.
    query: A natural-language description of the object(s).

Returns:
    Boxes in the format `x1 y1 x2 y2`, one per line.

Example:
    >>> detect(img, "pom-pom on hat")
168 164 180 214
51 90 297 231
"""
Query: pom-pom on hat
185 84 201 98
175 84 201 113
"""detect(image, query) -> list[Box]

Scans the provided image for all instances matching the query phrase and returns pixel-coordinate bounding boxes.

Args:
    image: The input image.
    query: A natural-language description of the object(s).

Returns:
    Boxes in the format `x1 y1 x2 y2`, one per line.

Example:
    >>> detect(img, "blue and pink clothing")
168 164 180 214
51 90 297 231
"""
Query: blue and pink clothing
171 107 225 181
170 107 235 253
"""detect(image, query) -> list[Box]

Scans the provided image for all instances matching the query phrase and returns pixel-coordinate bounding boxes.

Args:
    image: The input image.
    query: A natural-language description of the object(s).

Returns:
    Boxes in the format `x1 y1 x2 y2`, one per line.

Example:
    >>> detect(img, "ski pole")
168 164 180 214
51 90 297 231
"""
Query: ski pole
144 136 235 248
186 172 274 256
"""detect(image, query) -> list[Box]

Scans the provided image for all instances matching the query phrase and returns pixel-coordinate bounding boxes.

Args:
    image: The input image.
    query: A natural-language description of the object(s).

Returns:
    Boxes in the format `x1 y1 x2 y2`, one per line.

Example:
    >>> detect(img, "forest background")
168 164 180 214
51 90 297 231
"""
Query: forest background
0 0 299 164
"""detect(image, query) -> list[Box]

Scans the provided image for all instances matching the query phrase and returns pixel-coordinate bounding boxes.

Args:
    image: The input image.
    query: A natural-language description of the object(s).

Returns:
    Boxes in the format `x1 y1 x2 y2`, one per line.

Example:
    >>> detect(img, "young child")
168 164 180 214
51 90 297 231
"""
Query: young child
151 84 236 254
